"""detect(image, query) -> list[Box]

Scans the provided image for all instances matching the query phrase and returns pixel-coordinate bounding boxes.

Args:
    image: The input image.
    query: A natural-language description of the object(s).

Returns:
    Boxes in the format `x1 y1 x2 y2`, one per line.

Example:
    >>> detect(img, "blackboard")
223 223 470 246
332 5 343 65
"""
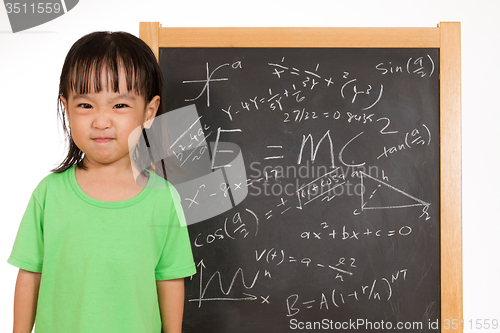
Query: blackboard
140 24 462 333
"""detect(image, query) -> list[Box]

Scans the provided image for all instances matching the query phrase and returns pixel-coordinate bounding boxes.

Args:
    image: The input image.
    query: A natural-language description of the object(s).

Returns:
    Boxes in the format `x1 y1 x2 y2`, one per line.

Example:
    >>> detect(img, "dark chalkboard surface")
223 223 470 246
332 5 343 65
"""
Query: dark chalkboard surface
159 47 440 332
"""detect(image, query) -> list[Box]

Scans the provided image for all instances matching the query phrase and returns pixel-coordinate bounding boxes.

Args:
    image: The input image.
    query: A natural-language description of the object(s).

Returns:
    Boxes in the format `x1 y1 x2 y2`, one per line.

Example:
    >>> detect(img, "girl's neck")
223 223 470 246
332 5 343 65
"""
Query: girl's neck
75 160 148 202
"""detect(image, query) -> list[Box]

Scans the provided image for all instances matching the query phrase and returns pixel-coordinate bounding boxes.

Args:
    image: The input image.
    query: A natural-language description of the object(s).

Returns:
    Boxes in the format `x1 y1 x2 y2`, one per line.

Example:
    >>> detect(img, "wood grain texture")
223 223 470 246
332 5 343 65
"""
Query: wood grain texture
139 22 160 60
156 27 440 48
439 22 463 332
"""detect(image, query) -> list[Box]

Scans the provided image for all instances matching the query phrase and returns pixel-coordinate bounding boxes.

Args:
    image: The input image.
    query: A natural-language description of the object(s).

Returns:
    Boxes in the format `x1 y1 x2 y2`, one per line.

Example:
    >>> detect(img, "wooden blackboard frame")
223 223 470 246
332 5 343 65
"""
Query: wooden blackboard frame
139 22 462 331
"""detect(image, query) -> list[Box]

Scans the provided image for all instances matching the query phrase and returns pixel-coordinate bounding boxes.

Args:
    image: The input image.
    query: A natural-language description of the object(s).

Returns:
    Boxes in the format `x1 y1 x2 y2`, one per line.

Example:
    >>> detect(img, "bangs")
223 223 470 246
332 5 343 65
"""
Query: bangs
68 53 145 97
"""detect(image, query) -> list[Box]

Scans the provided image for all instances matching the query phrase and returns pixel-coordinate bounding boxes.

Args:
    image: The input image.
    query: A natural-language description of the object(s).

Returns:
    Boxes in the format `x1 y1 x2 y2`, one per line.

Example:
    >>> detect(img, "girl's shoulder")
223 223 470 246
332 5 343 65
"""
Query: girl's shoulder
40 166 74 185
144 169 180 199
30 166 75 200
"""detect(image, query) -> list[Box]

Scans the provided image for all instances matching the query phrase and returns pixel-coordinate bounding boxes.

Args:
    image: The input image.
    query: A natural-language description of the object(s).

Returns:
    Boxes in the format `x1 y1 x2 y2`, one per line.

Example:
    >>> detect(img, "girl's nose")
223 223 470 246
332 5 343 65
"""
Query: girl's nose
92 110 112 129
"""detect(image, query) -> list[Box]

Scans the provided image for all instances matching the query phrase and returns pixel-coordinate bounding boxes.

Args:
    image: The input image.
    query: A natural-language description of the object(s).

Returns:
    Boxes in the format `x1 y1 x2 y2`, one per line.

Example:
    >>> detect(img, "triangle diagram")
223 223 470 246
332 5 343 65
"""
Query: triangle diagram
360 172 429 210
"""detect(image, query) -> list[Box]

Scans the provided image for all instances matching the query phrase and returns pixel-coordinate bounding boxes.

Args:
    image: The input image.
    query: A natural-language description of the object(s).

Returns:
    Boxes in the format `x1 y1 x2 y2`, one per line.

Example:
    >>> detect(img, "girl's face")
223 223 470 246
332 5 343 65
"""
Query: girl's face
60 67 159 170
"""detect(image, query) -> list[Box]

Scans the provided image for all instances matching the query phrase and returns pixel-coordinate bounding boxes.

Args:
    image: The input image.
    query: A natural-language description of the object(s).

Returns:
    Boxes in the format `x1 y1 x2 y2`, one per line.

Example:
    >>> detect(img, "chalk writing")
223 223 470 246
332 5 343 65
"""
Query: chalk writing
286 268 408 316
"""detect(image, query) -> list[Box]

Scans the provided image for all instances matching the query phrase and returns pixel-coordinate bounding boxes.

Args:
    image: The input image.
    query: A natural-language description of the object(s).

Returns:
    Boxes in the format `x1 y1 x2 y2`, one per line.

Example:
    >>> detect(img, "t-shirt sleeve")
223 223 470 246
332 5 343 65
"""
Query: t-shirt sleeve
155 183 196 280
7 192 44 273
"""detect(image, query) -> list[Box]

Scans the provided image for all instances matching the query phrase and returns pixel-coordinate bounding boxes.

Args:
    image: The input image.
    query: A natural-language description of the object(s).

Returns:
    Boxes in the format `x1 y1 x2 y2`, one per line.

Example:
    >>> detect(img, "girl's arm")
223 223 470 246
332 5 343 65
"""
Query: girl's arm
156 278 185 333
13 269 41 333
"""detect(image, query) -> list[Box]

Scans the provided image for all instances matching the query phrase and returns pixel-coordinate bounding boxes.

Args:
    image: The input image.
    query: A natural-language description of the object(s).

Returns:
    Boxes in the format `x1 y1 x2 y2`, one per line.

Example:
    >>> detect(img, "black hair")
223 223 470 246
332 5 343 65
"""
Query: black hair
52 31 165 173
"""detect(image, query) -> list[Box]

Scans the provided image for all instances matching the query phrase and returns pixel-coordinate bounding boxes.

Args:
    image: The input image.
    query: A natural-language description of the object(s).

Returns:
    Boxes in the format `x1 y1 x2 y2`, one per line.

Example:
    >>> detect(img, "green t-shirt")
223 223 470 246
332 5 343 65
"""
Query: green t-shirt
7 166 196 333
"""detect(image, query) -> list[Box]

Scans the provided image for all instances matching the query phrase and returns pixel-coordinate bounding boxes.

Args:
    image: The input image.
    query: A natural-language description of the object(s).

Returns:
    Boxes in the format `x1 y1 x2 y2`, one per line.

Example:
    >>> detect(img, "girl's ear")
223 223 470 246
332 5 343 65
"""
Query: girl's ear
143 95 160 129
59 96 71 129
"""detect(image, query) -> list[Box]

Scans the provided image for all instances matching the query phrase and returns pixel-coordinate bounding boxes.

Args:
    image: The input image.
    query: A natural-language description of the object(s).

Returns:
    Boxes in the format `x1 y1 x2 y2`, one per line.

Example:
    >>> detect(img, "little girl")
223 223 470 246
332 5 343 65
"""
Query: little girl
8 31 196 333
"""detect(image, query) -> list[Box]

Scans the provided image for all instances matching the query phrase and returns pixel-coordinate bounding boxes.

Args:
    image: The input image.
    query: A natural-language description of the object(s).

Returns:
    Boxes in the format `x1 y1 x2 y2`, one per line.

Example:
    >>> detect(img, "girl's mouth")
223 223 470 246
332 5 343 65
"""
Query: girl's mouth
92 138 114 143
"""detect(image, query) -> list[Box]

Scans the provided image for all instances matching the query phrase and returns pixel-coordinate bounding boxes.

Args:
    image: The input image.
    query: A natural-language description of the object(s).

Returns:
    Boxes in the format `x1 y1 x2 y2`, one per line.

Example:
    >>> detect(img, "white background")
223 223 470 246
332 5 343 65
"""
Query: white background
1 0 498 331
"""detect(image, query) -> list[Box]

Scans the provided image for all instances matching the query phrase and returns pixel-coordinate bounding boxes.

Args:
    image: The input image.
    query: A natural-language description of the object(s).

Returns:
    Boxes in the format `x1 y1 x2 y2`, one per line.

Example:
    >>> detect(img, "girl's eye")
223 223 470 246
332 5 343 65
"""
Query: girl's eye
114 104 129 109
78 103 93 109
